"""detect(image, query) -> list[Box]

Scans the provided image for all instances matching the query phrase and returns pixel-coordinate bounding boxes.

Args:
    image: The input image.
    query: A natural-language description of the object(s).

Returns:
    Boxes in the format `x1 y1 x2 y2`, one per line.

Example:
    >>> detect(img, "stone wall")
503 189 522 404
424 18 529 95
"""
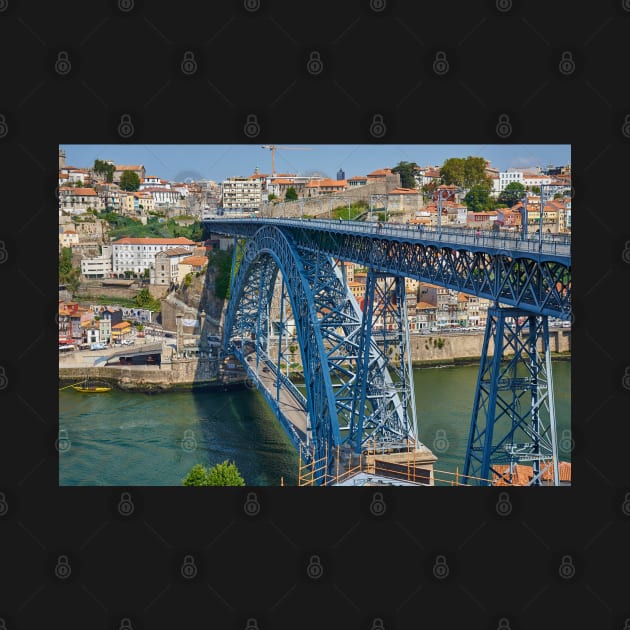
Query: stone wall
409 329 570 365
262 174 403 218
59 356 226 391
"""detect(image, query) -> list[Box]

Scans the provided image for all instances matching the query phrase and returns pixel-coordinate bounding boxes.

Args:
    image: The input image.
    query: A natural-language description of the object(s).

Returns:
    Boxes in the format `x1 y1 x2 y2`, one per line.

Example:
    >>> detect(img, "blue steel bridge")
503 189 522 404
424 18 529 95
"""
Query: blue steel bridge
203 218 571 486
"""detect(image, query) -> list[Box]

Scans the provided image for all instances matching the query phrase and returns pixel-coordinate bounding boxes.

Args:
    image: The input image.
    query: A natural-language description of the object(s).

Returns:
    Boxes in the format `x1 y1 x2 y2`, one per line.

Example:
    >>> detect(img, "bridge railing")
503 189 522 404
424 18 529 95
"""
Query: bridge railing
207 217 571 258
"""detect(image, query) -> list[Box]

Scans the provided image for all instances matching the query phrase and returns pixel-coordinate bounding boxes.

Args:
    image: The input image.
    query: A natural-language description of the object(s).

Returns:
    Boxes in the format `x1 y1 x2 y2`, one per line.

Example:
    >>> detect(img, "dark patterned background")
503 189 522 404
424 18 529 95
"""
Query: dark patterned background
1 0 630 628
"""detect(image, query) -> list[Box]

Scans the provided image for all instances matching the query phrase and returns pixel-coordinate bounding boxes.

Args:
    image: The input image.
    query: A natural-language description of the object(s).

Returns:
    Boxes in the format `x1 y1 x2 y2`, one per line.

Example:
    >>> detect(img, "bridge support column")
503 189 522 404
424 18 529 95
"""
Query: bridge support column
463 306 560 486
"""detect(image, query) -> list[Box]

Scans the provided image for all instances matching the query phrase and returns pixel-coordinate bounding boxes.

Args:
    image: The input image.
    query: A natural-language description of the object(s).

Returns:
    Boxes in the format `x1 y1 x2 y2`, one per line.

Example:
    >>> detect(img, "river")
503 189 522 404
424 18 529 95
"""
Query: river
59 361 571 486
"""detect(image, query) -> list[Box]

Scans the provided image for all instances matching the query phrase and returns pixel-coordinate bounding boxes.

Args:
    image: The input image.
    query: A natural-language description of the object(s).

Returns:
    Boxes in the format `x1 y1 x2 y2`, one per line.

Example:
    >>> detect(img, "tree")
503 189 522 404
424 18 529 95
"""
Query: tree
391 161 418 188
497 181 526 208
440 156 491 191
182 464 210 486
119 170 141 192
93 159 115 183
206 460 245 486
268 193 278 202
463 185 493 213
181 461 245 486
285 187 298 201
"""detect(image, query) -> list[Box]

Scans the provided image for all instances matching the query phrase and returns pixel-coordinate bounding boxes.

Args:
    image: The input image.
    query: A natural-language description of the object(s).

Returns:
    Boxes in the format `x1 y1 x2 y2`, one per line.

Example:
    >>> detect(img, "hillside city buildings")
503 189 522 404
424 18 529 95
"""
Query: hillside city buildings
58 147 571 342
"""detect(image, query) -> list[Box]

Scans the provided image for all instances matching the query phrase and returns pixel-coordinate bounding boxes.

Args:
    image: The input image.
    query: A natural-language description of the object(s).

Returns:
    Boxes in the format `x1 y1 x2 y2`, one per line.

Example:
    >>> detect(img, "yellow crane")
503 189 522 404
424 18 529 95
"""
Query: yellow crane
261 145 312 178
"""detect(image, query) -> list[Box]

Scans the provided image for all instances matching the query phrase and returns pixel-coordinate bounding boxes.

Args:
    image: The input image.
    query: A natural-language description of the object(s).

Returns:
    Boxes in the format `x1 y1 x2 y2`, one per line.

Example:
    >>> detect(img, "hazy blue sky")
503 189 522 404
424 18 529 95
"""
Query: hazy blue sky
61 144 571 183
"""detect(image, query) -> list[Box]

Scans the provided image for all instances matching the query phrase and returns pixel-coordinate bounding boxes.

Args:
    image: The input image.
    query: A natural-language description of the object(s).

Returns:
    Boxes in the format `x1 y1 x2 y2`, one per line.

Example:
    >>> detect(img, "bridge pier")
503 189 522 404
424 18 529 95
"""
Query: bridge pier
463 306 560 486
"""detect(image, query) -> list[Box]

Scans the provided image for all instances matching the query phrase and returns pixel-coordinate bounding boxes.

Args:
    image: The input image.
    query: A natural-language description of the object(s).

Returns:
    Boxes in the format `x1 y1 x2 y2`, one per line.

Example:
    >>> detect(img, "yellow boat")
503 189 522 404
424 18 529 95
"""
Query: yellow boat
71 379 112 393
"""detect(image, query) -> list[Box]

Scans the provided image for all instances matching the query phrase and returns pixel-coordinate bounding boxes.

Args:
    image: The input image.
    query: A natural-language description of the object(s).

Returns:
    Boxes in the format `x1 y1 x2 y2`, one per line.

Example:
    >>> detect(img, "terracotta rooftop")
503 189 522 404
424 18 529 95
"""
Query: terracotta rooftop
180 256 208 267
113 237 195 245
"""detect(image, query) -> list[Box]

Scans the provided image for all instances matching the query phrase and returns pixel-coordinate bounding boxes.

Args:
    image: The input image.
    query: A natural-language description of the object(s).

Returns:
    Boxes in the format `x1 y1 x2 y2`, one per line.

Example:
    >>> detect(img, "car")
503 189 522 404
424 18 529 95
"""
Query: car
90 342 106 351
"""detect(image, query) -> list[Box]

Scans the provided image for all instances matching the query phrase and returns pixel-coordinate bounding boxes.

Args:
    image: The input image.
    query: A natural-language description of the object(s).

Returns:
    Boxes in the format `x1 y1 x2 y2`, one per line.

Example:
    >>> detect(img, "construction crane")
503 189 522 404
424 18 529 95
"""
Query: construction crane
261 145 312 178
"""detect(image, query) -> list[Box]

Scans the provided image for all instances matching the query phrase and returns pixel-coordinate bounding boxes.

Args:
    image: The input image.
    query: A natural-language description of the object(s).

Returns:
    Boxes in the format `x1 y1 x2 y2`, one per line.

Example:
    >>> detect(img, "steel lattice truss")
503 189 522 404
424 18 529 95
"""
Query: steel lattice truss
206 220 571 318
463 307 560 486
223 226 419 481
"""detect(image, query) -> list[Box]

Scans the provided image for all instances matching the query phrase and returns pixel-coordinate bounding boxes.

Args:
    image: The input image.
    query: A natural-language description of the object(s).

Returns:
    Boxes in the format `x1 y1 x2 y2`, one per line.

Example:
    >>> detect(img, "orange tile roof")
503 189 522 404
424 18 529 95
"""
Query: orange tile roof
270 179 294 185
389 187 419 195
180 256 208 267
348 175 367 180
113 237 195 245
68 187 97 196
112 322 131 329
493 461 571 485
367 168 392 177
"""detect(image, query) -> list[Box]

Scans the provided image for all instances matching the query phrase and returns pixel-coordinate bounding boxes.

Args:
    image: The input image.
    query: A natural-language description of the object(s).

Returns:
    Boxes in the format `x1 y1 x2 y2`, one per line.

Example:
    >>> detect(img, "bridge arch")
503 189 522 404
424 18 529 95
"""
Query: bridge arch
223 225 341 468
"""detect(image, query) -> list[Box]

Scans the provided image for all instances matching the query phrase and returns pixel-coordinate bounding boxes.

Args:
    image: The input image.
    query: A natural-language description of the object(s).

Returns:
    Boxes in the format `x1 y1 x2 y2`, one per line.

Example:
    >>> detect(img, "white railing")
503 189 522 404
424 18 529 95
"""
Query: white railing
205 217 571 259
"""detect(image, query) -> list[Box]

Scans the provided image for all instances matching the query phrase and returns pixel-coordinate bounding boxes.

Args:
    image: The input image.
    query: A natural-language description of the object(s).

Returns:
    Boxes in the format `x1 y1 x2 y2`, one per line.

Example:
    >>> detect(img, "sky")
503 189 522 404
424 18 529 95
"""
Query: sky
60 144 571 183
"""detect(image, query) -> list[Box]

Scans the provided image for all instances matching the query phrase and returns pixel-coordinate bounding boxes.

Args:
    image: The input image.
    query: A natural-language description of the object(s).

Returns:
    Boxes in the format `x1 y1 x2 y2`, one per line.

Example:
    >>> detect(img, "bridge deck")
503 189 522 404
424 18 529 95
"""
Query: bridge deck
244 354 308 439
204 217 571 261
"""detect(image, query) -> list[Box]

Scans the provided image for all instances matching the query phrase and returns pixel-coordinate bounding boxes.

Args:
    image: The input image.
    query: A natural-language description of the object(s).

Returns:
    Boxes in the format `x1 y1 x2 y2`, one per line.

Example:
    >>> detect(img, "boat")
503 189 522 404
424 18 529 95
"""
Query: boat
71 378 112 393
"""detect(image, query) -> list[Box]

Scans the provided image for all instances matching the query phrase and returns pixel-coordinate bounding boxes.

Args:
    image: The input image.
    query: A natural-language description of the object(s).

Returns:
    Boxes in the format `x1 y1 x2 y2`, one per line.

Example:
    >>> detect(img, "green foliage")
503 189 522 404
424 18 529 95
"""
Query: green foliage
98 211 203 241
440 156 491 190
93 159 115 183
268 193 278 201
119 170 141 191
391 161 418 188
285 187 298 201
59 247 81 294
182 464 210 486
331 201 367 220
209 248 234 300
498 181 526 208
182 461 245 486
135 288 161 311
183 273 192 288
464 185 494 213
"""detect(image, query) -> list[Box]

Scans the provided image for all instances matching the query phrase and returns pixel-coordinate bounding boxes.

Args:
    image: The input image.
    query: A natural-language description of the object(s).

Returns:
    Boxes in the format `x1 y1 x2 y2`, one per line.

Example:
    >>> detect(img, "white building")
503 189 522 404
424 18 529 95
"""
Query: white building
112 237 196 275
221 176 263 210
150 247 194 285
